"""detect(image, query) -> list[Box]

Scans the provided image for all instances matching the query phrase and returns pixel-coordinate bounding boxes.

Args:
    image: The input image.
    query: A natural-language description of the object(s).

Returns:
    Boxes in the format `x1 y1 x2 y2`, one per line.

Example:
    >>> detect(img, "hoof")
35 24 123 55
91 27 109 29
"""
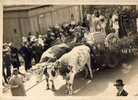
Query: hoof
46 87 50 90
46 88 50 90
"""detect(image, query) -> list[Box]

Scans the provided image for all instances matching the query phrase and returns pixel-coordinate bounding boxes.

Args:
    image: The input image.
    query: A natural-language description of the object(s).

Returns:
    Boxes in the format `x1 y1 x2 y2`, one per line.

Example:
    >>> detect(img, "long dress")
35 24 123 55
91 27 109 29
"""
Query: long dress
111 14 119 34
9 75 26 96
90 15 101 32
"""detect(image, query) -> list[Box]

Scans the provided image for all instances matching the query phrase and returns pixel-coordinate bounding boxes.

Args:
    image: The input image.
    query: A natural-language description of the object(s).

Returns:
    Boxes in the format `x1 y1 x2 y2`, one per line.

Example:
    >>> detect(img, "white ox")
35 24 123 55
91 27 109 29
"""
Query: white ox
44 45 93 95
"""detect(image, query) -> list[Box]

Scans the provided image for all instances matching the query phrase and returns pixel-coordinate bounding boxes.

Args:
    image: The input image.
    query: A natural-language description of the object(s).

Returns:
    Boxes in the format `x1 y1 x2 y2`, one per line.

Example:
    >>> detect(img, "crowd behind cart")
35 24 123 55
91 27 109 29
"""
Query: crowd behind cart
2 6 138 91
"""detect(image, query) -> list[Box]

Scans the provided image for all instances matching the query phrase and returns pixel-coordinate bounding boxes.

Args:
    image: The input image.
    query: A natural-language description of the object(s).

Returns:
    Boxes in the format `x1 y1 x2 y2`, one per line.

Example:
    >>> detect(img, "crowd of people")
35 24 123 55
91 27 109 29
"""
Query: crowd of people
2 6 137 96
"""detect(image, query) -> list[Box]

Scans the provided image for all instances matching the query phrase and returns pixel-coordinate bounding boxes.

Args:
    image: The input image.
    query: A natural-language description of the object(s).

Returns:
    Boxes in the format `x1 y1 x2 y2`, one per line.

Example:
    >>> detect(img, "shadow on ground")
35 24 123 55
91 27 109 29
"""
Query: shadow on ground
54 58 138 96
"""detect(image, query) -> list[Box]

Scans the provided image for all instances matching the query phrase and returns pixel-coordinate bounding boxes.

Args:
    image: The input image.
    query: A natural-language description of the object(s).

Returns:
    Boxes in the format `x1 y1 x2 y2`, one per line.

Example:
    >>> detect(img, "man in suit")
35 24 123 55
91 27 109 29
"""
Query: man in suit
3 43 11 84
9 43 21 70
19 42 33 72
114 79 128 96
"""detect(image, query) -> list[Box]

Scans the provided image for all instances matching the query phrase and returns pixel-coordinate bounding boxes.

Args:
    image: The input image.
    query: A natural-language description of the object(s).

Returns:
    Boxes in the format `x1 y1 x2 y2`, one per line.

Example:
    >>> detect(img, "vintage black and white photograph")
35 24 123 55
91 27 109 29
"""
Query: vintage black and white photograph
2 5 138 96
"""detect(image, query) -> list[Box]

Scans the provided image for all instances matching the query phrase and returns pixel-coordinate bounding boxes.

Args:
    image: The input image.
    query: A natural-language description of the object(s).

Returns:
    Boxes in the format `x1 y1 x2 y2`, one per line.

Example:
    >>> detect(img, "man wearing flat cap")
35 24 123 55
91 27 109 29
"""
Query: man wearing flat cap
114 79 128 96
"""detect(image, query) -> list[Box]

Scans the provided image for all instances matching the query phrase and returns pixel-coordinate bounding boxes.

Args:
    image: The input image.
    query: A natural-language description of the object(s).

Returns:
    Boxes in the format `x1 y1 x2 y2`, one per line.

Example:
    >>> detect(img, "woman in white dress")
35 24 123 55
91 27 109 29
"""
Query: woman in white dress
111 10 119 36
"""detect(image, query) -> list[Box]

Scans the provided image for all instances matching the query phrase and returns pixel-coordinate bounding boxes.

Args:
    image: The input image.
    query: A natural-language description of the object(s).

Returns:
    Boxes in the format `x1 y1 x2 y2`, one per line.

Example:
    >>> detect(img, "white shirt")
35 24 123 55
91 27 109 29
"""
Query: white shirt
90 15 101 32
111 14 119 33
38 37 44 46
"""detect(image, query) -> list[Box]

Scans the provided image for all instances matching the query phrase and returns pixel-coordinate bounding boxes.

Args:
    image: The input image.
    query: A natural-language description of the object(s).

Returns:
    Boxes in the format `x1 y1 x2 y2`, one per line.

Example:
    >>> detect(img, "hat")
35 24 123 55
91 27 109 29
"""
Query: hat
55 24 60 29
12 68 19 74
8 42 12 46
38 35 42 38
3 48 9 52
3 43 9 46
13 68 18 71
114 79 125 86
71 21 76 25
64 23 69 27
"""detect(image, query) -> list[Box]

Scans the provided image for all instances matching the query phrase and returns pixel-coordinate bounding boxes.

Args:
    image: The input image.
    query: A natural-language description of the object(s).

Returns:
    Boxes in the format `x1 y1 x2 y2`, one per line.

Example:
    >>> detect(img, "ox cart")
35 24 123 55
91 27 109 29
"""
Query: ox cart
34 30 138 95
86 31 138 70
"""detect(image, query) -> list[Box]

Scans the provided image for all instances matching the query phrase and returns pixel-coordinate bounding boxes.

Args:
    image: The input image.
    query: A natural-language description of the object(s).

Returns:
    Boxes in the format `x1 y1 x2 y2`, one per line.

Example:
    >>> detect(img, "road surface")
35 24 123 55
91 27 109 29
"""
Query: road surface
2 58 138 96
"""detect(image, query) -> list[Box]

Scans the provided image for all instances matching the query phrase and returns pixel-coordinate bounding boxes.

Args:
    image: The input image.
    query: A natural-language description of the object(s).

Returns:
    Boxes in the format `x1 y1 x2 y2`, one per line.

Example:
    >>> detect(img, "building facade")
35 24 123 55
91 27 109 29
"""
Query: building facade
3 5 81 47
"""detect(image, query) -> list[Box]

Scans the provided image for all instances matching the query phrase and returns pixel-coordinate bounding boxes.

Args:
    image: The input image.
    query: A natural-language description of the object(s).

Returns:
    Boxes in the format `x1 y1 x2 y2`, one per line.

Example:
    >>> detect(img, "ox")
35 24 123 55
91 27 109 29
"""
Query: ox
35 43 71 83
44 45 93 95
40 43 71 63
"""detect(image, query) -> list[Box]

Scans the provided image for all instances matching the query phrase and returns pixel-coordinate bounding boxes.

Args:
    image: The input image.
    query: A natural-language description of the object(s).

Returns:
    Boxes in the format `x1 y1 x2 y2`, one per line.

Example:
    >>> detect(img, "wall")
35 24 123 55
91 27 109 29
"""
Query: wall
3 10 31 47
3 5 81 47
29 5 80 33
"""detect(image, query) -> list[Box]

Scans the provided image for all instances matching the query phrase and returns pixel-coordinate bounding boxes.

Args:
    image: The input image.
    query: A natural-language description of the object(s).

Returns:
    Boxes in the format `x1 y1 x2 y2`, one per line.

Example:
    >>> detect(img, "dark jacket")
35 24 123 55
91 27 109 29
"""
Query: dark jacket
117 89 128 96
31 44 43 63
19 45 33 70
10 47 20 68
3 53 11 67
19 46 33 60
118 9 133 38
